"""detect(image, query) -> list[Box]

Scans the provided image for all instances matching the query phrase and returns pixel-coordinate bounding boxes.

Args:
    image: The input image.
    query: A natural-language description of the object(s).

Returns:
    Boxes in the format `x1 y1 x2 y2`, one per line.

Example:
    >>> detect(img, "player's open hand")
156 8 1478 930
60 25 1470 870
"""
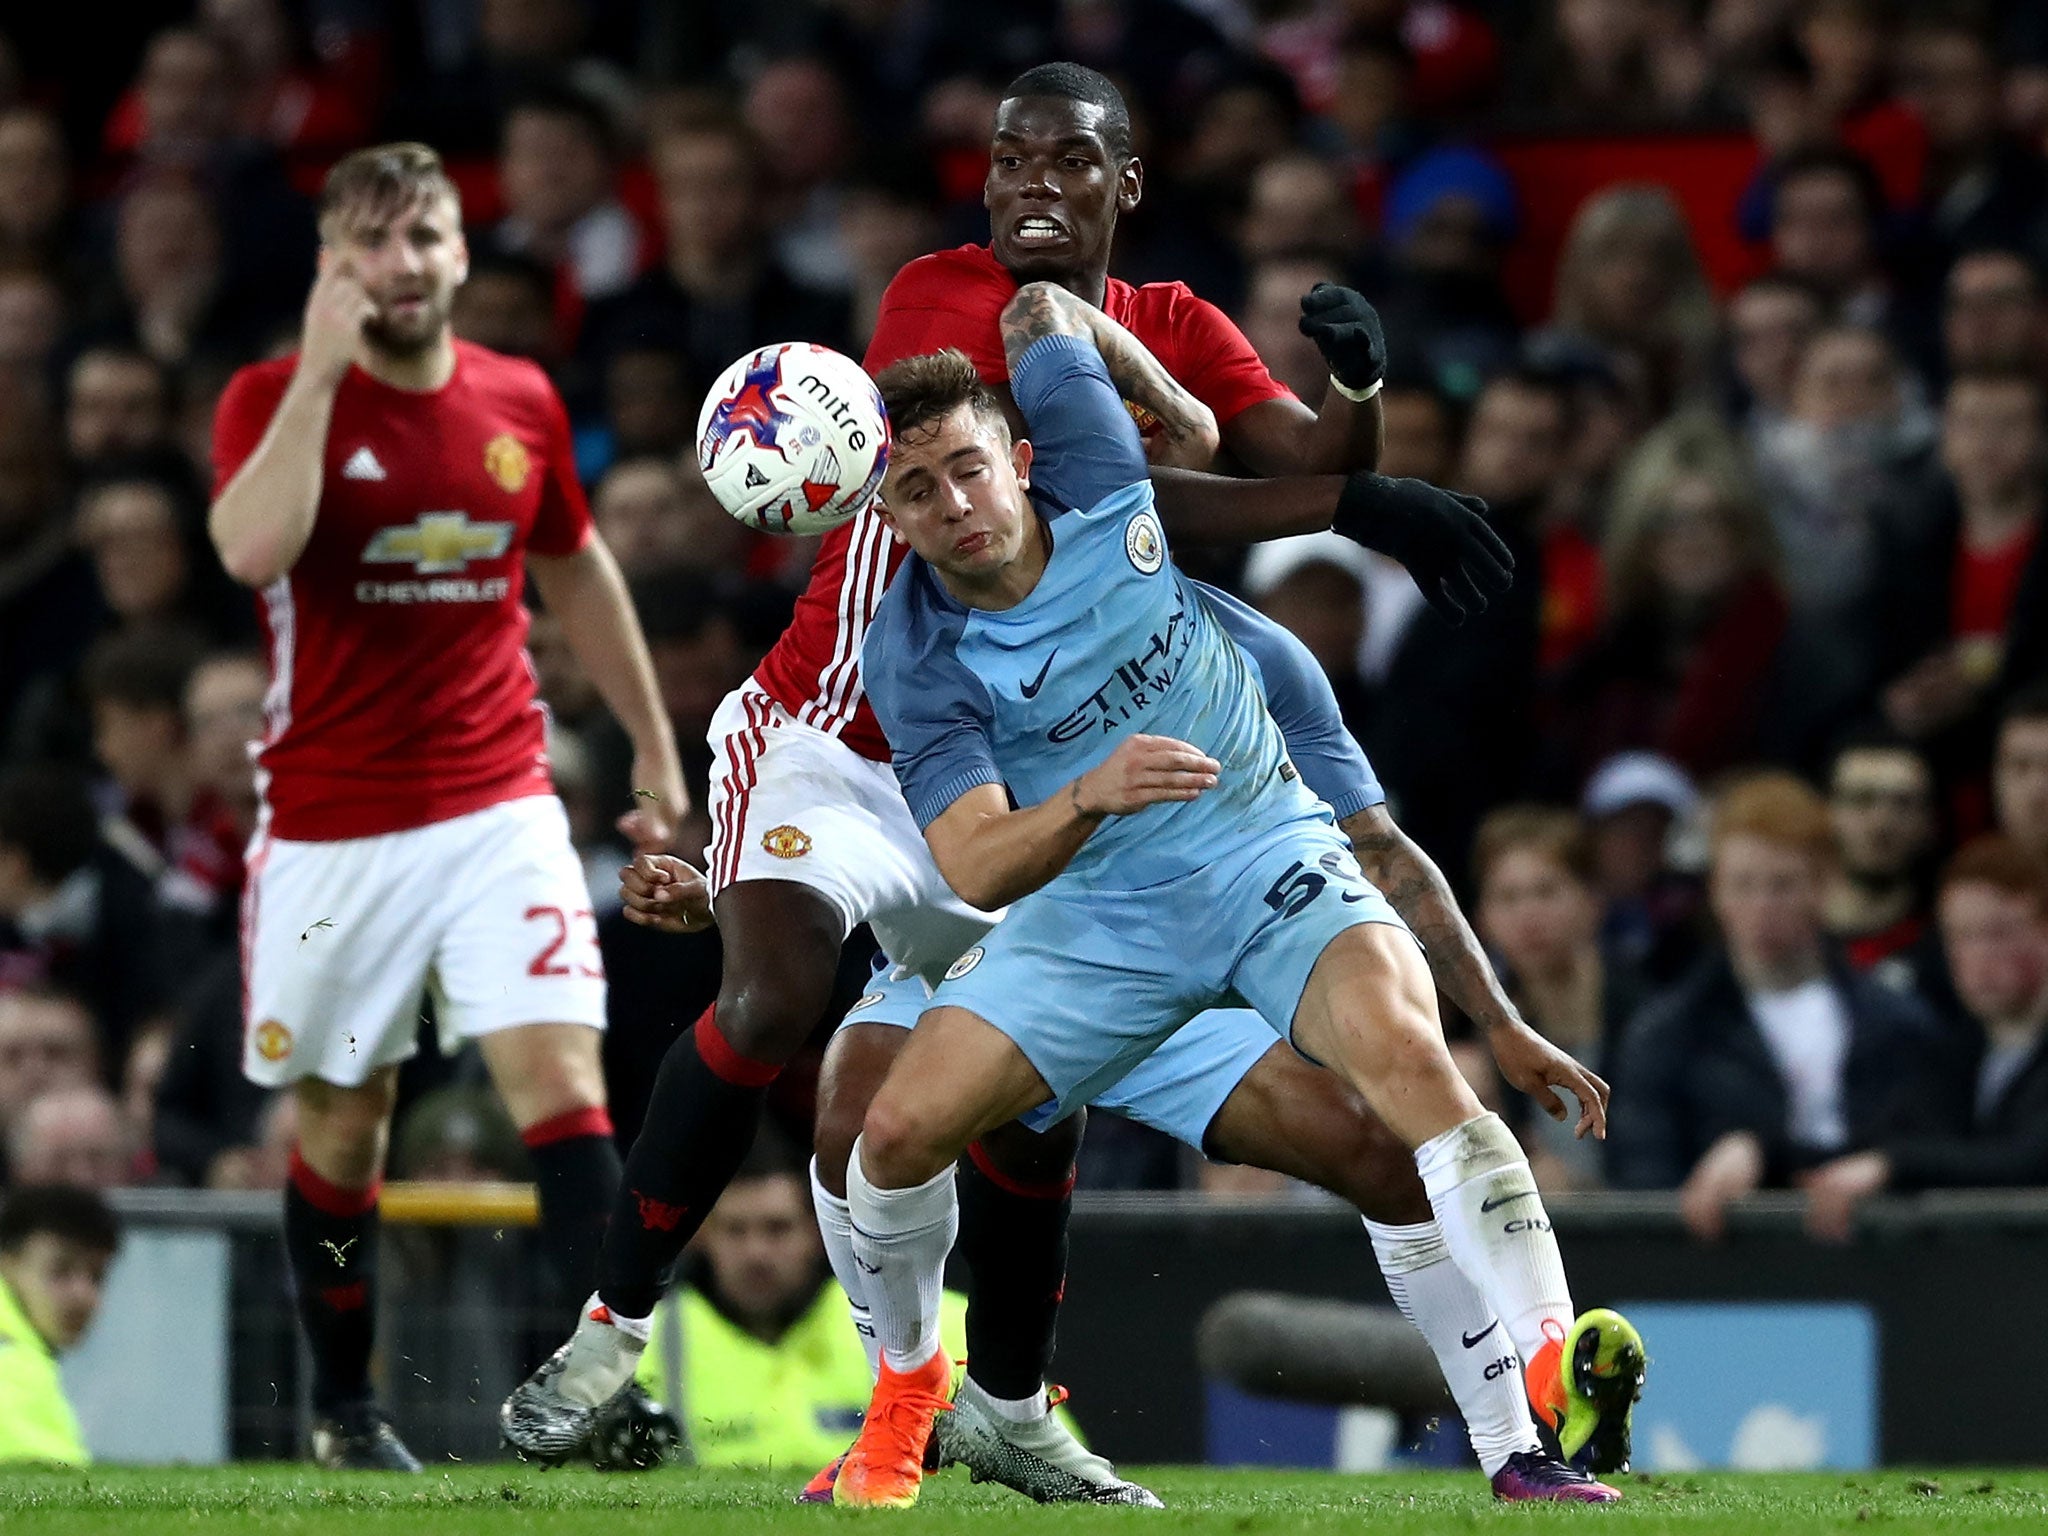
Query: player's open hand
1073 734 1220 818
617 751 689 852
619 853 715 934
1332 473 1514 627
1487 1020 1610 1139
301 260 375 386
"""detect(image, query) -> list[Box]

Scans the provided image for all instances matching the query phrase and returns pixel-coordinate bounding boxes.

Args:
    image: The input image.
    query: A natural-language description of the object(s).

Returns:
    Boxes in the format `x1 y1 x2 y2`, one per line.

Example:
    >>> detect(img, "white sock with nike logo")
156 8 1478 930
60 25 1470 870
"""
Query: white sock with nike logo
1414 1113 1574 1383
811 1156 884 1378
1364 1217 1539 1474
847 1137 958 1374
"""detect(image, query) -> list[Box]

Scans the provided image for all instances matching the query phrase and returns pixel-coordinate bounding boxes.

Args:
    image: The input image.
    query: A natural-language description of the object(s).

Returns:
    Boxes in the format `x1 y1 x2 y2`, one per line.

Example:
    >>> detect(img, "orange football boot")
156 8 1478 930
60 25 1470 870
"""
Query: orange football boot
833 1350 953 1508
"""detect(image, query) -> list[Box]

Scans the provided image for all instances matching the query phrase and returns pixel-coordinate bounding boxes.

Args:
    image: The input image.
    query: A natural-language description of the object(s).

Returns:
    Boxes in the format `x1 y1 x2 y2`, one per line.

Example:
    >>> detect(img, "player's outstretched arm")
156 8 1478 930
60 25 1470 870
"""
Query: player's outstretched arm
527 537 687 847
998 281 1218 468
1343 803 1609 1139
1219 283 1387 477
209 262 373 587
924 735 1220 911
1150 468 1515 626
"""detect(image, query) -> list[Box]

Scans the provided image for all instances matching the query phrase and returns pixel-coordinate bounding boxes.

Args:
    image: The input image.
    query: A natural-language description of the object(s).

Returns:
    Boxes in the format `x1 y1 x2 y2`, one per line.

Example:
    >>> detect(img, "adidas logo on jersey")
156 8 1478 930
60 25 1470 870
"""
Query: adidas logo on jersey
342 446 387 481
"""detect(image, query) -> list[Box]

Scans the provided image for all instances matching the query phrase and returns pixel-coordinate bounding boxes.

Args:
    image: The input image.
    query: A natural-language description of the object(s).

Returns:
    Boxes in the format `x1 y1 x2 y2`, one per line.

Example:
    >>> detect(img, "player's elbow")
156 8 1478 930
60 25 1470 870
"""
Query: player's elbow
210 519 284 589
1000 282 1085 361
937 855 1004 914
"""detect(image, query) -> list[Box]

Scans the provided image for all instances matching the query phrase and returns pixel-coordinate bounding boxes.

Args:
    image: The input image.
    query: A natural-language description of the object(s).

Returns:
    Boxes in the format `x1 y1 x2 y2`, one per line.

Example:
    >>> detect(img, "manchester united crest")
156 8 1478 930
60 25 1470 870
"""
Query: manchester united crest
254 1020 294 1062
761 824 813 859
483 432 531 494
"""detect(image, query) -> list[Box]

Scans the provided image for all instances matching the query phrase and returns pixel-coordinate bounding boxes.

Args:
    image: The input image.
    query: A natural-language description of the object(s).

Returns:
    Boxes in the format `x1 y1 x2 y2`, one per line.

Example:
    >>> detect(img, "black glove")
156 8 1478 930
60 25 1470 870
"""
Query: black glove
1333 473 1513 626
1298 283 1387 395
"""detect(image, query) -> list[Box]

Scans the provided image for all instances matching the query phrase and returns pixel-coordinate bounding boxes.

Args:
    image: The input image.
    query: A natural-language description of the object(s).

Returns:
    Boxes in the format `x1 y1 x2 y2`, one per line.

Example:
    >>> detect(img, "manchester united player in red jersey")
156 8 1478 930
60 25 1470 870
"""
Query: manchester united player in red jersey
209 144 685 1471
500 66 1623 1500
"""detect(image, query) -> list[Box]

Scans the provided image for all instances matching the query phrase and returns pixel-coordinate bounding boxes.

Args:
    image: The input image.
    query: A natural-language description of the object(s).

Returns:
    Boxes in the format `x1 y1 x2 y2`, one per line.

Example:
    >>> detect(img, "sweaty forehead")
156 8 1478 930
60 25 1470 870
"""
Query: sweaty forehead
993 96 1108 150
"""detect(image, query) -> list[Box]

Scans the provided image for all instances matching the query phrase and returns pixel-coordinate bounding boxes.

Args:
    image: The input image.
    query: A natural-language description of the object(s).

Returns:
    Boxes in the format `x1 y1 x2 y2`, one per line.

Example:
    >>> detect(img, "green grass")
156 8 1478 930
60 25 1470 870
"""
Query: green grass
2 1468 2046 1535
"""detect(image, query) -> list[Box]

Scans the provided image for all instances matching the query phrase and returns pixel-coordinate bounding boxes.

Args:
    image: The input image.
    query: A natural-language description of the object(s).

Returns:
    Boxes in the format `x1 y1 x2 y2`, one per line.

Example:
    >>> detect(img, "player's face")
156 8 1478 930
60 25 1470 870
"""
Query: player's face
985 97 1141 285
0 1233 111 1350
878 404 1037 583
322 190 468 355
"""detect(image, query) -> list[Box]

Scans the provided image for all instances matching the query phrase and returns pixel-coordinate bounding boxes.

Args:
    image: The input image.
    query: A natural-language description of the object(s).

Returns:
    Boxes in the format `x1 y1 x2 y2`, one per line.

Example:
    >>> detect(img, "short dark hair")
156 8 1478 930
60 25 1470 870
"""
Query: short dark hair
82 626 207 712
504 82 617 161
0 768 99 884
1001 62 1133 161
0 1184 119 1257
875 349 1007 445
1770 145 1886 232
320 141 460 232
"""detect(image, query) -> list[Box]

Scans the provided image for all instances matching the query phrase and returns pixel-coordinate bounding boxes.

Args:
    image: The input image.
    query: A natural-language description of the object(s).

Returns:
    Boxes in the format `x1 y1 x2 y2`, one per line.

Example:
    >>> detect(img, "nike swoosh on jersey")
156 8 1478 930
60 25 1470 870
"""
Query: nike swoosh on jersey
1479 1191 1534 1213
1461 1320 1499 1349
1019 649 1060 700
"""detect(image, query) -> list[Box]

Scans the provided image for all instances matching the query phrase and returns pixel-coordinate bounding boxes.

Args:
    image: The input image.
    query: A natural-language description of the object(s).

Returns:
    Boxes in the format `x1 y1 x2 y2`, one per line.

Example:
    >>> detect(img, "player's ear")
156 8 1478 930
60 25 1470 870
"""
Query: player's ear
452 228 470 287
1012 436 1033 488
1118 156 1143 214
870 490 899 532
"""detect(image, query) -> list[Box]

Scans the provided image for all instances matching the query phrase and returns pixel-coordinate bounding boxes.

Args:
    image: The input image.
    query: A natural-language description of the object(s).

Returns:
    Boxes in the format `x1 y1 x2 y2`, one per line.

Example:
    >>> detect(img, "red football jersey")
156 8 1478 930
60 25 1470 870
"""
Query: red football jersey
751 242 1294 760
211 340 593 841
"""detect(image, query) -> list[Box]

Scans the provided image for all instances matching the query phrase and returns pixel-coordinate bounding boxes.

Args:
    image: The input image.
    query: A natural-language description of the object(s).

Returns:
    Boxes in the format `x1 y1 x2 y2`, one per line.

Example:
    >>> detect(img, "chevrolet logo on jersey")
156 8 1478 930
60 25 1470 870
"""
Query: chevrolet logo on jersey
362 512 515 574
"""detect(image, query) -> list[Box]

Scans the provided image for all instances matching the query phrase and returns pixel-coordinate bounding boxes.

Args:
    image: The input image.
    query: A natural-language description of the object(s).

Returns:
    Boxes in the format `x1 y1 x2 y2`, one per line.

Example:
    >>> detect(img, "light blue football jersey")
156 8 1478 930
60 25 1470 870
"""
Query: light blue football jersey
863 331 1330 894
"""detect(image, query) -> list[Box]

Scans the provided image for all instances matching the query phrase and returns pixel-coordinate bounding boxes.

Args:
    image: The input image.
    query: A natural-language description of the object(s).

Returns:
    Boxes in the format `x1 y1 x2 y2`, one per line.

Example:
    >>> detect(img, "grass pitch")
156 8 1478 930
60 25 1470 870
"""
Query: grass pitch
3 1466 2044 1535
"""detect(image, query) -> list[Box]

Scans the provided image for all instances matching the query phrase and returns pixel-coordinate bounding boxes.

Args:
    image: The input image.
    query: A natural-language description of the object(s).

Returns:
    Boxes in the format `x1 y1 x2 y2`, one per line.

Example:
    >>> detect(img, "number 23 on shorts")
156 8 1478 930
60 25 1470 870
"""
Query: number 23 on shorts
526 905 603 978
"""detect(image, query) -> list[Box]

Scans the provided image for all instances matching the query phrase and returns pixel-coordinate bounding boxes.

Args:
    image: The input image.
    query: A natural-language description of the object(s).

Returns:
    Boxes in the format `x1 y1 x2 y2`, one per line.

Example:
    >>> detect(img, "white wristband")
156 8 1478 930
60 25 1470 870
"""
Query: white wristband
1329 374 1383 403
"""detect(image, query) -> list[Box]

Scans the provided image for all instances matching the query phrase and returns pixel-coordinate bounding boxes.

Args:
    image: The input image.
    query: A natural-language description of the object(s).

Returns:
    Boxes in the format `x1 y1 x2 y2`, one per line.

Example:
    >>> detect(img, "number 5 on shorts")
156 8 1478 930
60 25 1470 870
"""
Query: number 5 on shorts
1263 861 1327 918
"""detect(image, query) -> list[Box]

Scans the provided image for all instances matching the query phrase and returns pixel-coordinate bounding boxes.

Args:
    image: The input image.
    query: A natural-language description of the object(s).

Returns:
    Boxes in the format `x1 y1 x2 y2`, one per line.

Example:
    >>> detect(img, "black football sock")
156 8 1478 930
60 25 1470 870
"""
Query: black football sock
284 1148 382 1414
958 1140 1075 1402
597 1008 775 1318
523 1107 622 1305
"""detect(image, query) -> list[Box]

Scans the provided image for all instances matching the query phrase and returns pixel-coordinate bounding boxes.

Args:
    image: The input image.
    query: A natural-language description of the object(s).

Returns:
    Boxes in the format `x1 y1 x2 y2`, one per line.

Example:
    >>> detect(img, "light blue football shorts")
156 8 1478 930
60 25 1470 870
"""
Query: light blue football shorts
864 815 1405 1131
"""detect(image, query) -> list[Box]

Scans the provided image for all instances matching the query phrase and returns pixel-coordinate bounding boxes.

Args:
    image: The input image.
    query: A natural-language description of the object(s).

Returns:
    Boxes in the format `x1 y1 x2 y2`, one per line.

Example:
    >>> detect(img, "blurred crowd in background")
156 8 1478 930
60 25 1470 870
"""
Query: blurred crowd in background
2 0 2048 1238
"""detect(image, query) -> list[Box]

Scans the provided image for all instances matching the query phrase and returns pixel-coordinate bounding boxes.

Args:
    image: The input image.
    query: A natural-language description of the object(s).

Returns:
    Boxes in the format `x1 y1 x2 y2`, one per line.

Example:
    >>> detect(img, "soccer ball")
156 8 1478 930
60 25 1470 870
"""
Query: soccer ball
695 342 890 536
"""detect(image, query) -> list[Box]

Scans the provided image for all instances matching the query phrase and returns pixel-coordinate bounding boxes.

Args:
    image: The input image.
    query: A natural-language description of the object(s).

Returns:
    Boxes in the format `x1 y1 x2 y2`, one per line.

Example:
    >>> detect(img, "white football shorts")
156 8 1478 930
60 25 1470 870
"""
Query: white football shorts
705 683 996 985
240 794 607 1088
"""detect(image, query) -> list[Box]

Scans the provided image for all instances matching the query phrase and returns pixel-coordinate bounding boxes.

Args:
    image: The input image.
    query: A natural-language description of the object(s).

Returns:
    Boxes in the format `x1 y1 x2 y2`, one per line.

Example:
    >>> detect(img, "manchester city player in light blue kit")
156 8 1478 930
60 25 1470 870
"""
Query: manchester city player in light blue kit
830 282 1633 1508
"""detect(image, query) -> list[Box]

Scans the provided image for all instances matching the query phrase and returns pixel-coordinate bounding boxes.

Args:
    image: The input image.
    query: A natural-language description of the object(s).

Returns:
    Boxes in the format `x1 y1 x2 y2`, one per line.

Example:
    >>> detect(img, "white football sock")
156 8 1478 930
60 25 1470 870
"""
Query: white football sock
847 1135 957 1374
1364 1217 1539 1474
810 1156 883 1378
1415 1113 1575 1373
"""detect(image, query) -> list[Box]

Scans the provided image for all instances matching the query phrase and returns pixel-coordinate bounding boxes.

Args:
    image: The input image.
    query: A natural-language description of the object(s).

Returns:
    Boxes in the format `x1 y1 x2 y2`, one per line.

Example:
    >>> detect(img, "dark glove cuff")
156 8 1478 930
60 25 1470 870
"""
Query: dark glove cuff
1331 471 1399 542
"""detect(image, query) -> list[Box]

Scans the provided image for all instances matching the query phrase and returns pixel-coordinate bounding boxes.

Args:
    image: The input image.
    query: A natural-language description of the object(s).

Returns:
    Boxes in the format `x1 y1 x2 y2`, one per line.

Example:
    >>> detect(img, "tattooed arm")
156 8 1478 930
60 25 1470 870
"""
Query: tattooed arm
1341 802 1611 1137
999 280 1219 468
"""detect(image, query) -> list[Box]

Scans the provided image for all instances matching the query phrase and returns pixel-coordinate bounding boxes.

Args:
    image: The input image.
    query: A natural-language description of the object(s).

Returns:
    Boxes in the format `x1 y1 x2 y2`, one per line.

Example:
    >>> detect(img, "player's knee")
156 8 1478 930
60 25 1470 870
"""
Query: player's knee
293 1078 392 1183
858 1094 952 1189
